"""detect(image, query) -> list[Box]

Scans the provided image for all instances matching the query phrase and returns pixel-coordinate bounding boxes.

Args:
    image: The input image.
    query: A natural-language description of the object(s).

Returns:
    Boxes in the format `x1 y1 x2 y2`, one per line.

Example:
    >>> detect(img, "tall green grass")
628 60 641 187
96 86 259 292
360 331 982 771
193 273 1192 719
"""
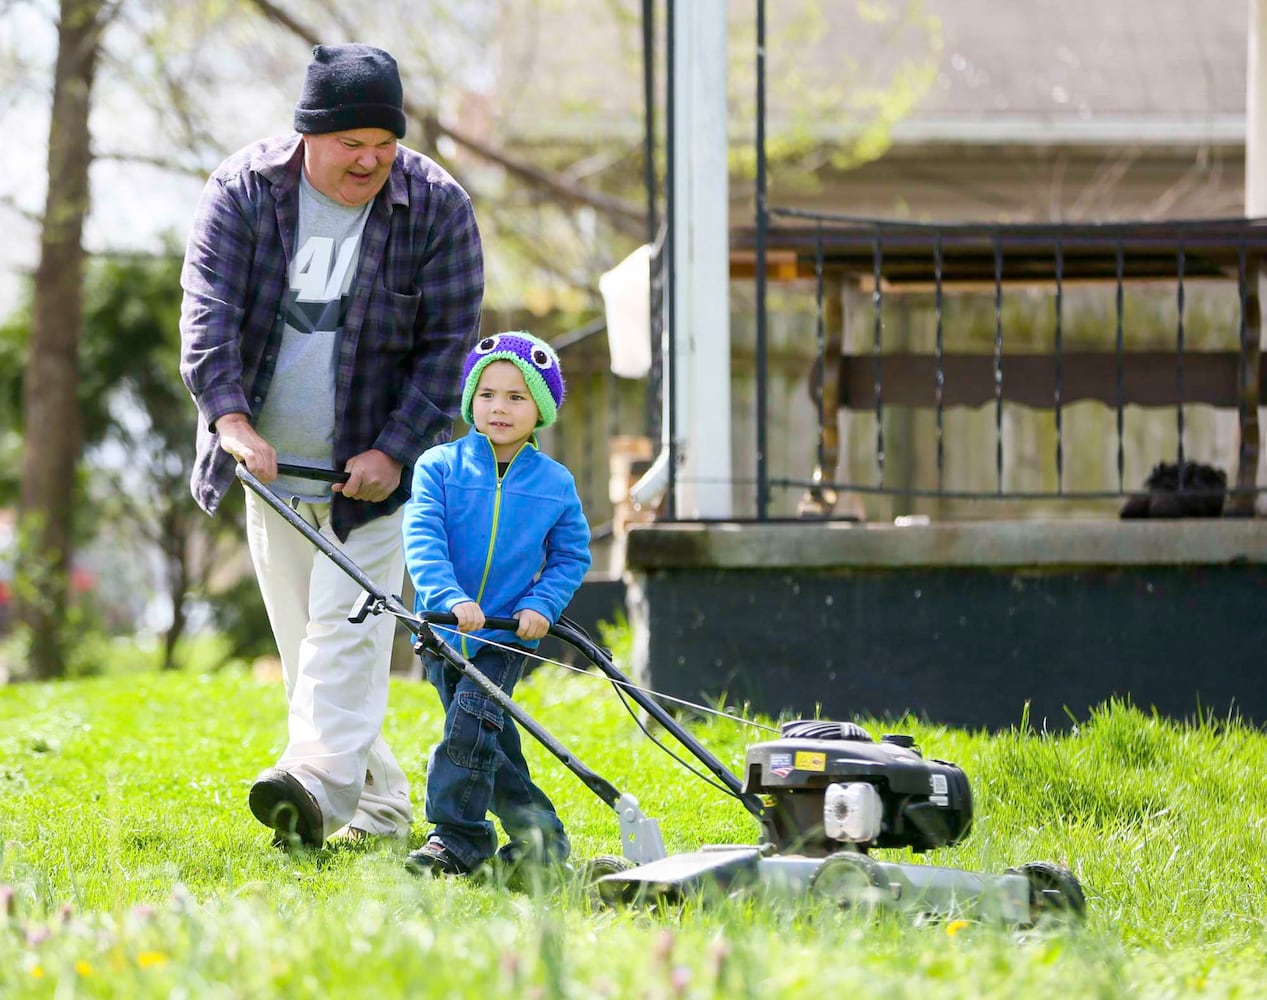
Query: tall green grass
2 650 1265 997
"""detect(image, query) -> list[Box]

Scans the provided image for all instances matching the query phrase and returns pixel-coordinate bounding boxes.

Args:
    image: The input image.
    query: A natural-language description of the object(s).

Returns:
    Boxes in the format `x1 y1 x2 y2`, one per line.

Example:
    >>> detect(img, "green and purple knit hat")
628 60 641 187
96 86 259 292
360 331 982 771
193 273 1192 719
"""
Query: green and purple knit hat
460 332 565 428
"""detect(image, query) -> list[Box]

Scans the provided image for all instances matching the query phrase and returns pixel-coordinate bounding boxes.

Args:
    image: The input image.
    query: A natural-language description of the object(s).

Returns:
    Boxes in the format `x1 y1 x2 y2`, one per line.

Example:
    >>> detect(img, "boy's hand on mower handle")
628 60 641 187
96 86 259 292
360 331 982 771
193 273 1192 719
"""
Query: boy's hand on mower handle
513 609 549 641
420 611 526 633
451 601 485 633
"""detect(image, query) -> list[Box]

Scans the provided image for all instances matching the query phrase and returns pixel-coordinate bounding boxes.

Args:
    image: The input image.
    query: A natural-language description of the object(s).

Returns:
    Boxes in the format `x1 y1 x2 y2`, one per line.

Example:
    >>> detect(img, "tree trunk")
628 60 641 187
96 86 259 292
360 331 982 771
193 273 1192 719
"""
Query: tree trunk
16 0 105 680
160 508 190 671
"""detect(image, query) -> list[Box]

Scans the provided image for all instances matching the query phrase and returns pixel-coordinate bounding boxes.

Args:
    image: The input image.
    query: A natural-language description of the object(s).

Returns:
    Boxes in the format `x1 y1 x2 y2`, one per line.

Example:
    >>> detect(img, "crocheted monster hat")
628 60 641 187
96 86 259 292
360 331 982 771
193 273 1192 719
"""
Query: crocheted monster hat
461 332 565 428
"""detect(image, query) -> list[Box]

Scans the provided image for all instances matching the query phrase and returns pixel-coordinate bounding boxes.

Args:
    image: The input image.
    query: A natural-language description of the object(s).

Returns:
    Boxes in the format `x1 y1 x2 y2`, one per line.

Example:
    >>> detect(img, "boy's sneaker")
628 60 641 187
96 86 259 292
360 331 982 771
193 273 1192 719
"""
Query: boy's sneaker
404 837 472 877
496 839 573 891
496 839 569 867
249 768 324 849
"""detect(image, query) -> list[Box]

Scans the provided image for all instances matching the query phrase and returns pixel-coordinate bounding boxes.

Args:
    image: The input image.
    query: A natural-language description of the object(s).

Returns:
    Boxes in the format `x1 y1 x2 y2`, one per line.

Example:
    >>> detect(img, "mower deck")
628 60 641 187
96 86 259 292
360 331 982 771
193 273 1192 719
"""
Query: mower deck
596 846 1033 923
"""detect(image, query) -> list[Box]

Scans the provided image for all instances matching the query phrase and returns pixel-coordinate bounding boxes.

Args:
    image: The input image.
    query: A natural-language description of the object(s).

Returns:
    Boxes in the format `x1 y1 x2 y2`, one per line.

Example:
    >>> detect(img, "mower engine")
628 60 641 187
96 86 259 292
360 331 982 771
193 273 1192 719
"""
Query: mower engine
743 720 972 856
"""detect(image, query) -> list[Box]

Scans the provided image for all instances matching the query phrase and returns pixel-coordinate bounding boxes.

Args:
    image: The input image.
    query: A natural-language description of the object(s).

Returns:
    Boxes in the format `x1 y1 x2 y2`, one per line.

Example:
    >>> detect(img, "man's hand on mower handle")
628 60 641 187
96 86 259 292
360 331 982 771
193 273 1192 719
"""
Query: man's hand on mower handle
450 601 485 633
334 449 402 503
217 413 277 481
514 609 549 641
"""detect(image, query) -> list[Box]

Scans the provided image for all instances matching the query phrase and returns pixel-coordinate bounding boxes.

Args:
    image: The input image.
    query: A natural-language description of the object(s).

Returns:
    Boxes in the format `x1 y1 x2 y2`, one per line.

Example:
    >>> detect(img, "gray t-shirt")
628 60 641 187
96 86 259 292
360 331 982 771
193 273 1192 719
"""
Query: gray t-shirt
255 173 371 501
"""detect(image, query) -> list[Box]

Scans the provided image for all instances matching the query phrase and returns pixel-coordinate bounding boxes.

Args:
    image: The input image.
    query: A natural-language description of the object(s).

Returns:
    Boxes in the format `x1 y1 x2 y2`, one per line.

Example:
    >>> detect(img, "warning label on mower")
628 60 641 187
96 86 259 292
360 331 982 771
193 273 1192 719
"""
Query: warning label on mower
931 772 949 805
794 751 826 771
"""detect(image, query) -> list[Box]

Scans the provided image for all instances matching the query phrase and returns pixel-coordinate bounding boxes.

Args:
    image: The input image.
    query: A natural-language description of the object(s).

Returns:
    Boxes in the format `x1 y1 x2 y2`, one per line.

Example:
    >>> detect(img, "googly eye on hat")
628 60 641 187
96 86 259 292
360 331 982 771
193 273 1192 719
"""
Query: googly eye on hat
460 331 566 428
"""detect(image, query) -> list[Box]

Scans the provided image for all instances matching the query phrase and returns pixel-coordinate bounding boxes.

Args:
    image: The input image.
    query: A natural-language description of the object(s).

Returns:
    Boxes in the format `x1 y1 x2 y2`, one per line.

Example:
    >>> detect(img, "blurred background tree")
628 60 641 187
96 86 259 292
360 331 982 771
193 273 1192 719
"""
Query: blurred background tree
16 0 110 680
81 253 249 671
2 252 249 673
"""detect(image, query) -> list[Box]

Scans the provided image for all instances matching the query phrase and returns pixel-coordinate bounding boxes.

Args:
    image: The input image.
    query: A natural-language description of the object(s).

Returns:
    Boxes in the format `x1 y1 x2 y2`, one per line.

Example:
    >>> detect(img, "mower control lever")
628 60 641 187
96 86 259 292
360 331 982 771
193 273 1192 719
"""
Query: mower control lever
348 591 380 624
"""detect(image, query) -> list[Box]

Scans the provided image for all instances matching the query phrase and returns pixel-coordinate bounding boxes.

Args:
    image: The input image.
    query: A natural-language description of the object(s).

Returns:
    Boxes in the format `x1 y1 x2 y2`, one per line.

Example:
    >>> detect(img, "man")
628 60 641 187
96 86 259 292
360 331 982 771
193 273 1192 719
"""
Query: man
179 43 483 848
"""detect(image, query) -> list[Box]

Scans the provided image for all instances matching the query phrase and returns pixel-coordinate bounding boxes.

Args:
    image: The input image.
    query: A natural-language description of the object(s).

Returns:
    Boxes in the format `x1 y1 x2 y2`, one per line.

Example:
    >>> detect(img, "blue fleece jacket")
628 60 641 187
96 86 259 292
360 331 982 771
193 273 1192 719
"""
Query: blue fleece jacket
403 431 591 658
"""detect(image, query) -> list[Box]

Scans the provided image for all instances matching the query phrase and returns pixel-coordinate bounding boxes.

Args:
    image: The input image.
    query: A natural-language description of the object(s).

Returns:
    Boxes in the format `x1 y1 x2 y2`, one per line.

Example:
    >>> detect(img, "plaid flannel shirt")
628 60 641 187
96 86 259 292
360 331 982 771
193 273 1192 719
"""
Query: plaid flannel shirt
179 133 483 540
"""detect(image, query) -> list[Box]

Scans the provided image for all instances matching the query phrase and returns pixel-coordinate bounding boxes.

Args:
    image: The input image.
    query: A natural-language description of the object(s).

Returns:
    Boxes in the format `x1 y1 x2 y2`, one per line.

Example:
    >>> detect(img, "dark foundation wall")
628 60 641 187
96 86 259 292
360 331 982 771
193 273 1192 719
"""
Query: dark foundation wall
624 521 1267 731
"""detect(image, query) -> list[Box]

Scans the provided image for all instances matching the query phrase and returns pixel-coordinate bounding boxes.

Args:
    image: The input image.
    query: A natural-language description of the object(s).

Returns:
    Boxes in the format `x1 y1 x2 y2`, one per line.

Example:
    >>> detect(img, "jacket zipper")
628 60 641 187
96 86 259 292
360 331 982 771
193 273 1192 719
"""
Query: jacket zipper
465 438 523 657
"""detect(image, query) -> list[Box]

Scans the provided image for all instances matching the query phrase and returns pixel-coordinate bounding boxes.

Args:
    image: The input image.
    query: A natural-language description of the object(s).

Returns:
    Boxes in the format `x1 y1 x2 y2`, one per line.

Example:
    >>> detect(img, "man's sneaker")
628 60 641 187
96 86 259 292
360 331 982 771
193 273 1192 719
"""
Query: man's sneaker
327 826 371 845
248 768 323 849
404 837 472 877
328 825 409 848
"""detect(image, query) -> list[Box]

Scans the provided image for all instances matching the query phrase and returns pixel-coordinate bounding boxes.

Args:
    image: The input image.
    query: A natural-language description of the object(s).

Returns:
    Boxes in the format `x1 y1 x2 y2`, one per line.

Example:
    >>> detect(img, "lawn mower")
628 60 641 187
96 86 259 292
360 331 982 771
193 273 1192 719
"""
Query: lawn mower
239 464 1086 925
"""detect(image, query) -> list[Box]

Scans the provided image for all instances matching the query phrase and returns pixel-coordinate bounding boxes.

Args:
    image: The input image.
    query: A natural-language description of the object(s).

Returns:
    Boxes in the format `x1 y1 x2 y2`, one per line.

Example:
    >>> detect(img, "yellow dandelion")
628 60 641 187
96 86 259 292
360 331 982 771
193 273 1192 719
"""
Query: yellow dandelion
137 950 169 968
75 960 94 976
31 965 45 979
946 919 970 937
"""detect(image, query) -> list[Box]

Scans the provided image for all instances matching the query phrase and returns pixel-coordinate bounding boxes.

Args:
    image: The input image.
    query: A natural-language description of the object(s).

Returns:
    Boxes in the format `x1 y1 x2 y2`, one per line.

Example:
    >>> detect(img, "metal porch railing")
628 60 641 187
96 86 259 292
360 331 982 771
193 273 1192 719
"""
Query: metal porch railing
735 212 1267 520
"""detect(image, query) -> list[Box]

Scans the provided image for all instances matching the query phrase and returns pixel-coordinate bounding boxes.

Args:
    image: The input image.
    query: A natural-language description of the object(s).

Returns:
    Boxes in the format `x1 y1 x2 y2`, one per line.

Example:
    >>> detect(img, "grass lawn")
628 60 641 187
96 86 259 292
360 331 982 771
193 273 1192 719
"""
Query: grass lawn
2 639 1266 998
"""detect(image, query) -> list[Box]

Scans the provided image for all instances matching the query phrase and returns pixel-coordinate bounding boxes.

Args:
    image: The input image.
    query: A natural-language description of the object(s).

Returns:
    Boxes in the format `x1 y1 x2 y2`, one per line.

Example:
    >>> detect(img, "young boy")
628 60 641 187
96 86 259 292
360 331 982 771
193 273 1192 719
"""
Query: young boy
401 331 591 877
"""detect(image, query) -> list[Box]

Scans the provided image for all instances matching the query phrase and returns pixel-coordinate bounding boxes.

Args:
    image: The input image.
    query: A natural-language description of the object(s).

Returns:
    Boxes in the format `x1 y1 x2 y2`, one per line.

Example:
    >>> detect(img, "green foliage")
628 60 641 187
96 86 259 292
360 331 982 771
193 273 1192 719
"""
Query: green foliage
80 253 185 448
205 573 276 667
83 252 248 669
2 654 1267 996
2 514 82 684
727 1 944 191
0 251 185 449
0 300 30 508
1 250 253 675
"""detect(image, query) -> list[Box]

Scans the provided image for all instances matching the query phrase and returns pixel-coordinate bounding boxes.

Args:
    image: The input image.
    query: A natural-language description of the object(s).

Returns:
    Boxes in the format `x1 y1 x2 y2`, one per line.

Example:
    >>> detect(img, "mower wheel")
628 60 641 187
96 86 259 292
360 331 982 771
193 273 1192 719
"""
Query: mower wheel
578 854 637 882
808 851 888 910
577 855 637 908
1007 861 1087 924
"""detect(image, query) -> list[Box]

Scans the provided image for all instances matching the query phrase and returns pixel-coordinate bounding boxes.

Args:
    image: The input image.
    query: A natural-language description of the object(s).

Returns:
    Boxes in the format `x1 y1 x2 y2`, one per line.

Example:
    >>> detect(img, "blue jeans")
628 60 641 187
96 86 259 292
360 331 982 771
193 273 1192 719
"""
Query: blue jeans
422 644 569 868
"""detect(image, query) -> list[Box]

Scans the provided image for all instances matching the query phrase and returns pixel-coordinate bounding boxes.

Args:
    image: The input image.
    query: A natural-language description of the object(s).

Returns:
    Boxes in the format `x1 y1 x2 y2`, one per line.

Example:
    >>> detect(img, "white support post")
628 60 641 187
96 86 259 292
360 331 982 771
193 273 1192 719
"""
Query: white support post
1250 0 1267 518
1249 0 1267 216
670 0 732 518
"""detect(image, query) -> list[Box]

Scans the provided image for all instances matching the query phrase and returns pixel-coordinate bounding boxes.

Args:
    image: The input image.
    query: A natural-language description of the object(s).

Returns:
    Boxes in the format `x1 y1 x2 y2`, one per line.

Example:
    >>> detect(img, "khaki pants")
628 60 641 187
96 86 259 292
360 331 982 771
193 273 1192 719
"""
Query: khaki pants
244 489 412 840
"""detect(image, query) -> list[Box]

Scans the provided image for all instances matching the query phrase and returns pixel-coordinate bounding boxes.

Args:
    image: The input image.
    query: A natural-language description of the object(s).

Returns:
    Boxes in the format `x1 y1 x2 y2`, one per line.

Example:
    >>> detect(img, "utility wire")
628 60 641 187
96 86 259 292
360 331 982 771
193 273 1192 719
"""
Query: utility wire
425 625 779 807
429 624 780 734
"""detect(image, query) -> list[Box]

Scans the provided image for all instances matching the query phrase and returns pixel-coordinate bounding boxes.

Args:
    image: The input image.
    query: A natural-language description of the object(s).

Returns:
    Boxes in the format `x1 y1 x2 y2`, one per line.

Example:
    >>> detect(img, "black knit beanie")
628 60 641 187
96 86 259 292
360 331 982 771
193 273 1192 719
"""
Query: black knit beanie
293 44 406 139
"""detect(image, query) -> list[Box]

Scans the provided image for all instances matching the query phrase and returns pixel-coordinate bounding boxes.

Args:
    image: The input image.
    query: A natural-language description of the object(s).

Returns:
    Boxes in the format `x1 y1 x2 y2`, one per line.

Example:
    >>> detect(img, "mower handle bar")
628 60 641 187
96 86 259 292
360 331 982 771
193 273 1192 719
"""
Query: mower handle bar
418 612 532 633
276 462 350 484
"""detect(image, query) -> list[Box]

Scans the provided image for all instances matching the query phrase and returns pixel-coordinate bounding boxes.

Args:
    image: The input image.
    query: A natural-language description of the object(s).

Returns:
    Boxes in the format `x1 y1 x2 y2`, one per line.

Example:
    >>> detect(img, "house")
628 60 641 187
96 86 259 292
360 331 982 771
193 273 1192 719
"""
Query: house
477 2 1267 728
476 1 1256 527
